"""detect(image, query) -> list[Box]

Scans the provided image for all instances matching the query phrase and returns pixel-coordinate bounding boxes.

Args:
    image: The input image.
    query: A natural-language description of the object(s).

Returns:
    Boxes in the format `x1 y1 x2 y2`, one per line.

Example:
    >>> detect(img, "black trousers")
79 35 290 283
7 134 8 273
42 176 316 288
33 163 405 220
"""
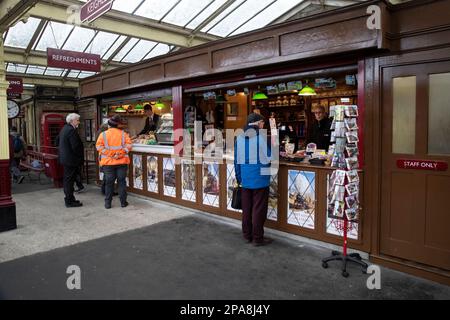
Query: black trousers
103 164 128 205
241 187 269 243
74 166 84 189
63 165 80 204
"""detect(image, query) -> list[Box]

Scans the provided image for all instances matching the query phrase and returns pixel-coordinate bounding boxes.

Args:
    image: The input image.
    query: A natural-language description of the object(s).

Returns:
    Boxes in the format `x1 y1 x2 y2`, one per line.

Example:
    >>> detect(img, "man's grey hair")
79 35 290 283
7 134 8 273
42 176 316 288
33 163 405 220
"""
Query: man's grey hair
66 113 80 124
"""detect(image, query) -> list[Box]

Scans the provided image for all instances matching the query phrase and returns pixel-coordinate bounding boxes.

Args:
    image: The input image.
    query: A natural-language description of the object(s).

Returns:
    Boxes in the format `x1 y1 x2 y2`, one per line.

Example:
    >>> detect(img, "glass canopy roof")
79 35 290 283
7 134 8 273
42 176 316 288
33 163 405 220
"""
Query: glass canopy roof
3 0 370 81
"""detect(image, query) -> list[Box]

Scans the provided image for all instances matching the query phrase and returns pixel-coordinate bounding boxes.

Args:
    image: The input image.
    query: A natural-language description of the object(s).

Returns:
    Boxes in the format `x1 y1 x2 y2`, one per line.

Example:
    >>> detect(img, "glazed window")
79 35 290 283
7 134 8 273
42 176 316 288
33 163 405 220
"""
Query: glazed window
392 76 416 154
428 73 450 155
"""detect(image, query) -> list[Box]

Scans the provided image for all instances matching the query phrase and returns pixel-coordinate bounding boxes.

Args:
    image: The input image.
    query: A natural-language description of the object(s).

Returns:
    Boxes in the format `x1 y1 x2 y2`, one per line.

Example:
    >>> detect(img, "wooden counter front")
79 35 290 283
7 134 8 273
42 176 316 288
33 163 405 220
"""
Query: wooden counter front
118 152 367 251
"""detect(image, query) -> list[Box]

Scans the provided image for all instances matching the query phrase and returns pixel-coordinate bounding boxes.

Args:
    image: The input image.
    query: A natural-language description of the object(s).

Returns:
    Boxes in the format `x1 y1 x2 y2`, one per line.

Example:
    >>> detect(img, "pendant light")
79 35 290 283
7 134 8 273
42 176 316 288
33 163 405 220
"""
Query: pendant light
299 80 317 96
215 90 227 104
115 106 126 113
155 99 165 110
252 87 268 100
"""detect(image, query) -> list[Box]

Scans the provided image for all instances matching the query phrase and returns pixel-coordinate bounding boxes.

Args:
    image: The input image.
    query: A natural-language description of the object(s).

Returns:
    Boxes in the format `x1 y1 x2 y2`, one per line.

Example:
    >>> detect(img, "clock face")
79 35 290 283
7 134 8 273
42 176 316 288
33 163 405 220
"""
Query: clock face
7 100 20 119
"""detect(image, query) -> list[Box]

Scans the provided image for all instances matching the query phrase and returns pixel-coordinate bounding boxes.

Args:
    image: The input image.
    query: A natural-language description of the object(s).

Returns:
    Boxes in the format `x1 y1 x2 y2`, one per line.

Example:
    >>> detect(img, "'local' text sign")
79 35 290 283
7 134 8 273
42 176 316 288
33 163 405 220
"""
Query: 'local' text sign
397 159 448 171
47 48 101 72
80 0 113 22
6 76 23 94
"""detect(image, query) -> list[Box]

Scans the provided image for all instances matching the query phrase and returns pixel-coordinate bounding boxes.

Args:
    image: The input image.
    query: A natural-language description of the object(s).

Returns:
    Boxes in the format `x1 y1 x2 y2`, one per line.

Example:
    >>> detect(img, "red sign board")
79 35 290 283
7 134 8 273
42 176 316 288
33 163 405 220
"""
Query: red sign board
47 48 101 72
80 0 113 22
6 76 23 94
397 159 448 171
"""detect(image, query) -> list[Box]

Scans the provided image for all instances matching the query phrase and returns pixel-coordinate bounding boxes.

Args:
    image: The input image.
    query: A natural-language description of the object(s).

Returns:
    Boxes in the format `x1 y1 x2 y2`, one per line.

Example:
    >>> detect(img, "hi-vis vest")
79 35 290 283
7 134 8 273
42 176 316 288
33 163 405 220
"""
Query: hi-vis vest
96 128 132 166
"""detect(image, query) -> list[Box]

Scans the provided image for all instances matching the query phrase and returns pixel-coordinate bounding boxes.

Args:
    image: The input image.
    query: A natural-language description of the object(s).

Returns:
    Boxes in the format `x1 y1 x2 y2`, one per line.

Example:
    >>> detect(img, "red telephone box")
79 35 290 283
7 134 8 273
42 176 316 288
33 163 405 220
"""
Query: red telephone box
41 113 65 154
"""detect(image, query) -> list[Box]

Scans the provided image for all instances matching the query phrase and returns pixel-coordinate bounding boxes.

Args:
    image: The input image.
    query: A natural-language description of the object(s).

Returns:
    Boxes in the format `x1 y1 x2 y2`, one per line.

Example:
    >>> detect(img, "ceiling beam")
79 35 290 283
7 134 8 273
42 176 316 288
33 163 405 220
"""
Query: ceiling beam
0 0 39 32
4 47 127 69
6 72 79 88
268 1 312 25
28 0 219 48
309 0 364 6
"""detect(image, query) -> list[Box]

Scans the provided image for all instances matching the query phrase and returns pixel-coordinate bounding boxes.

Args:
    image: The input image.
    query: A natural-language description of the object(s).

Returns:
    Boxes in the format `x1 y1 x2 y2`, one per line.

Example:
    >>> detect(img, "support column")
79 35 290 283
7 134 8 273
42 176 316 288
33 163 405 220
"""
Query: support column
0 36 17 232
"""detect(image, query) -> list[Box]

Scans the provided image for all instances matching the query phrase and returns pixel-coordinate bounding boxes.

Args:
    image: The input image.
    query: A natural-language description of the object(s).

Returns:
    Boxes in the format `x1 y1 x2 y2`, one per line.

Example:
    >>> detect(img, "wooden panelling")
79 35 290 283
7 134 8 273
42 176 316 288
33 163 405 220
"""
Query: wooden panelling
81 80 101 98
212 38 276 69
129 65 163 86
280 17 378 57
103 73 128 92
164 54 210 79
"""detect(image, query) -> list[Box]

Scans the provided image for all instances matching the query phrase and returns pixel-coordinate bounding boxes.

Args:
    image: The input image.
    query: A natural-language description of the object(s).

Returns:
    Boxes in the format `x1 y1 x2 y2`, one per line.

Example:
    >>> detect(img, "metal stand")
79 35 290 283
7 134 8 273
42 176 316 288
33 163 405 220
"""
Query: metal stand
321 217 368 277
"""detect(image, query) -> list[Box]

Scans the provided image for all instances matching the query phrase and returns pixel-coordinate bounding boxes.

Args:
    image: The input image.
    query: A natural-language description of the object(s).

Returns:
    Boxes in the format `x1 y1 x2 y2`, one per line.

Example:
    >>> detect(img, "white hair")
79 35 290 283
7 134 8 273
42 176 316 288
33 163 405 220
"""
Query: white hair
66 113 80 124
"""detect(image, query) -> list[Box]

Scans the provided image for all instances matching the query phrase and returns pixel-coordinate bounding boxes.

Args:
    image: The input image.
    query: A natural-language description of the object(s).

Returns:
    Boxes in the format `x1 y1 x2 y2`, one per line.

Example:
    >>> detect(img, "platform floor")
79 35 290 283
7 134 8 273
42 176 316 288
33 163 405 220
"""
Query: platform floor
0 181 449 299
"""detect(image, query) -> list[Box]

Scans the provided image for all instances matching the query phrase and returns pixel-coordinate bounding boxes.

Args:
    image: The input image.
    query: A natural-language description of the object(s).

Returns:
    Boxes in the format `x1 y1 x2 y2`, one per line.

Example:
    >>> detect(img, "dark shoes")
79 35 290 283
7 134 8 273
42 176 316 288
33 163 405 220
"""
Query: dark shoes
105 203 111 209
66 201 83 208
121 201 129 208
252 237 274 247
243 237 252 244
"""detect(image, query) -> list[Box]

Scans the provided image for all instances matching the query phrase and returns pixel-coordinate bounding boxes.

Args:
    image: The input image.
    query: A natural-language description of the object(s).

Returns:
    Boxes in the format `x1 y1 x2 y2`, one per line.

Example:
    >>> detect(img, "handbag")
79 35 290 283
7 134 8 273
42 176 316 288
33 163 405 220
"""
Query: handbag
231 186 242 210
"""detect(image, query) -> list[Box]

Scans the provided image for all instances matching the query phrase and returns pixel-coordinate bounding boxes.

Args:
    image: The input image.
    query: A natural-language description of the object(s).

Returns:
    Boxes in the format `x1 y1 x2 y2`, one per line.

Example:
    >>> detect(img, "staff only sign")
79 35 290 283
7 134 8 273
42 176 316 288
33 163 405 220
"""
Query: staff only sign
47 48 101 72
80 0 113 22
397 159 448 171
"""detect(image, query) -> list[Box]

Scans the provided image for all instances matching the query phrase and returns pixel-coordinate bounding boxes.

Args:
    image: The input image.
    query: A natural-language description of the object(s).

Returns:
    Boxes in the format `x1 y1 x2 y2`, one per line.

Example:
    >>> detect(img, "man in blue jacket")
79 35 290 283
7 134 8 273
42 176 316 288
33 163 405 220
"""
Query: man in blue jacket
234 113 273 246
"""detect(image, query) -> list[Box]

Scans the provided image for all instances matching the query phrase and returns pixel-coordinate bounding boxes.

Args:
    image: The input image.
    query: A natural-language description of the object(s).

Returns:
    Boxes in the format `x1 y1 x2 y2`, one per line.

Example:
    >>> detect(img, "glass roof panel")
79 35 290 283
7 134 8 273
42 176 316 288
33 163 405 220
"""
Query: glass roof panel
207 0 275 37
112 0 144 13
185 0 227 29
67 70 80 78
4 17 41 48
200 0 245 33
78 71 96 79
144 43 171 59
134 0 180 21
44 67 65 77
86 31 120 56
35 21 73 51
63 26 96 52
102 35 127 60
122 40 158 63
162 0 212 27
112 38 140 62
231 0 304 36
26 65 46 75
7 63 27 73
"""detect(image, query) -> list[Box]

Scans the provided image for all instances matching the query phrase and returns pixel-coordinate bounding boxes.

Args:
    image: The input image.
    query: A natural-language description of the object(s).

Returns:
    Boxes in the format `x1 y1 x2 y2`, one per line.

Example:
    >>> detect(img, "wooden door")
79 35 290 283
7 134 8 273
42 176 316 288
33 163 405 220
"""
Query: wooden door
381 61 450 271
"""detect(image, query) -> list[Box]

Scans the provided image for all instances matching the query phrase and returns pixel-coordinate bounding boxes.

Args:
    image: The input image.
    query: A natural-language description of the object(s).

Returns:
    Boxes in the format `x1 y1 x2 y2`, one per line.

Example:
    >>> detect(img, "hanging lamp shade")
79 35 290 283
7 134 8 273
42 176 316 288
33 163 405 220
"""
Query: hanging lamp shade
134 103 144 110
252 91 268 100
115 106 126 113
215 94 227 104
298 84 317 96
155 100 165 109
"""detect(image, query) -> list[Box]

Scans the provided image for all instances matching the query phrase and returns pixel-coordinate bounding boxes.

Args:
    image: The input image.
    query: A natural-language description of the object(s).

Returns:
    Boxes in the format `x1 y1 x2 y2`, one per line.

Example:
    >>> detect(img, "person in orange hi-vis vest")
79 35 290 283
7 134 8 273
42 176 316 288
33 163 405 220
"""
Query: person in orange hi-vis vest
96 115 132 209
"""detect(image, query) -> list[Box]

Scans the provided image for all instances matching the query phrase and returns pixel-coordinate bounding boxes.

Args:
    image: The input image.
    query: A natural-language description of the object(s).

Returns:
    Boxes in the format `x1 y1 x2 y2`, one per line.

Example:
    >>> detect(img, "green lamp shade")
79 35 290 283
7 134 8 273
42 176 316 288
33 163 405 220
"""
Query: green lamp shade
134 104 144 110
252 92 268 100
298 85 317 96
155 101 165 109
215 94 227 104
115 106 126 113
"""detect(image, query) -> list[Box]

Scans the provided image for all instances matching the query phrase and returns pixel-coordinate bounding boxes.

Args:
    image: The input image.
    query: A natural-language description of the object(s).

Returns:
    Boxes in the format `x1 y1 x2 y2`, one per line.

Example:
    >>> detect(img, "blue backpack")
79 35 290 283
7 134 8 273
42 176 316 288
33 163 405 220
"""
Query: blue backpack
13 136 23 153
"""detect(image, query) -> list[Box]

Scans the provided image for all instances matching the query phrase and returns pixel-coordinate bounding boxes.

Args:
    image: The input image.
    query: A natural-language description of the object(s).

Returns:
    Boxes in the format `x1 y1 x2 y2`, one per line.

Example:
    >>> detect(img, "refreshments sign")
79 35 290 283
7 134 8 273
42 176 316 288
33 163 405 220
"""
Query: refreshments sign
47 48 101 72
6 76 23 94
397 159 448 171
80 0 113 22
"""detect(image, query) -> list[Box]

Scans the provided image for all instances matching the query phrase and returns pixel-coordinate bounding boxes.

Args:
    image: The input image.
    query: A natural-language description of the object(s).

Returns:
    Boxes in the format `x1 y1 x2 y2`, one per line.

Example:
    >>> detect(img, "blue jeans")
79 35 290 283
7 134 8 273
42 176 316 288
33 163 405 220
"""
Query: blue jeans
103 164 128 205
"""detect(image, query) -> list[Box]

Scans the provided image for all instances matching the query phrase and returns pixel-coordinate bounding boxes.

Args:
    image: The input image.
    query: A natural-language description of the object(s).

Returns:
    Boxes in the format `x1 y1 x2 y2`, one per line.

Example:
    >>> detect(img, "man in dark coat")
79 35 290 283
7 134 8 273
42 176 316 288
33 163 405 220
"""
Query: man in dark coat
137 104 160 136
58 113 84 207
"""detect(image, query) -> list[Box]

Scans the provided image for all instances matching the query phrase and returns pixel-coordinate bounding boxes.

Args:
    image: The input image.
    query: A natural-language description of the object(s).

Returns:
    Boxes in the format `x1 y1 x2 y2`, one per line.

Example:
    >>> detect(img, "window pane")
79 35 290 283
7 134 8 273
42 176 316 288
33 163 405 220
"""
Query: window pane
45 67 65 77
112 38 139 62
134 0 180 21
429 73 450 155
67 70 80 78
392 76 416 154
185 0 227 30
122 40 158 63
201 0 245 33
102 35 127 60
88 32 120 57
26 65 46 75
35 21 73 51
207 0 274 37
7 63 27 73
4 17 41 48
144 43 170 60
112 0 143 13
162 0 212 27
231 0 304 36
63 26 95 52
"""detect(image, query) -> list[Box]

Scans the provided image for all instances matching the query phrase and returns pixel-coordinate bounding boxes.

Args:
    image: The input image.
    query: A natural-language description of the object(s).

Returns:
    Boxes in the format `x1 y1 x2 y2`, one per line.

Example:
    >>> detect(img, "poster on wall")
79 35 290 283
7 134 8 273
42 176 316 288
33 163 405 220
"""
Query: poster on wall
147 156 158 193
133 155 143 190
287 170 316 229
203 162 220 207
182 160 196 202
163 157 176 197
